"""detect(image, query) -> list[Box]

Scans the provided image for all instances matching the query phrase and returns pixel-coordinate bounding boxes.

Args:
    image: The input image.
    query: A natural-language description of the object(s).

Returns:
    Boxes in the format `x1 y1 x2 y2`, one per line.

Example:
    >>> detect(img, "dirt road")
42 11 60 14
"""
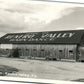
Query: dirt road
0 57 84 81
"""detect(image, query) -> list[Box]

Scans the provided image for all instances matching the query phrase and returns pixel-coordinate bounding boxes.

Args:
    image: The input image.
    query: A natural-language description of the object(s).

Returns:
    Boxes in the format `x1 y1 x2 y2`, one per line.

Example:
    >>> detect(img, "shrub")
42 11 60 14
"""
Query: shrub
12 48 19 58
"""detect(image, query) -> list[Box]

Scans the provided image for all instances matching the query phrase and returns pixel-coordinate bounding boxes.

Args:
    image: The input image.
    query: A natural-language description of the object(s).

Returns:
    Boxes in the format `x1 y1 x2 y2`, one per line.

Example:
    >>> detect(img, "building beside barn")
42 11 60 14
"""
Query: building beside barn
0 30 84 61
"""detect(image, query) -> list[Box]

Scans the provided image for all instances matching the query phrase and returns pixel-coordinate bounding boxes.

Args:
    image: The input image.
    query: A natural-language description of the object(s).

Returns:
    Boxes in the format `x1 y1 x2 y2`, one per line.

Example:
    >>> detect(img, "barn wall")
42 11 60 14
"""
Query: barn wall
12 44 77 60
0 44 77 60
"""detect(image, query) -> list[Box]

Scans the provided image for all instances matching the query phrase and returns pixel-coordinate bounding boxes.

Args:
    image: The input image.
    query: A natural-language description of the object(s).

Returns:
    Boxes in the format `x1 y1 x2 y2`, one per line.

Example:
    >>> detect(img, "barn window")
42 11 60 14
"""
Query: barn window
6 49 9 50
69 50 73 53
59 50 62 52
26 49 29 51
41 49 44 51
33 49 36 51
18 49 21 50
69 50 73 55
69 50 73 56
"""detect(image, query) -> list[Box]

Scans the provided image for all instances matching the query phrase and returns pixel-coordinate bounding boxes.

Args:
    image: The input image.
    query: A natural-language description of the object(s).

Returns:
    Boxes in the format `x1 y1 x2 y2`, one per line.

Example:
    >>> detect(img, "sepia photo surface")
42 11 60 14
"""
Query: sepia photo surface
0 0 84 83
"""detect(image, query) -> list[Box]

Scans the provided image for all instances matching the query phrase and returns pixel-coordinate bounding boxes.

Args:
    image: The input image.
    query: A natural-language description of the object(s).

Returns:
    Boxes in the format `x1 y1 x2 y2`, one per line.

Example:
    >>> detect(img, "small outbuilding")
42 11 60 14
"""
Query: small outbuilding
0 30 84 61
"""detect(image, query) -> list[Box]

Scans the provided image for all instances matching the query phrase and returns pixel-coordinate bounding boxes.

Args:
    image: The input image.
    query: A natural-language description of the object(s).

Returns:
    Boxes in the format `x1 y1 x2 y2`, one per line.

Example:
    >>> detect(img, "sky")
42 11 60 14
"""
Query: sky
0 0 84 37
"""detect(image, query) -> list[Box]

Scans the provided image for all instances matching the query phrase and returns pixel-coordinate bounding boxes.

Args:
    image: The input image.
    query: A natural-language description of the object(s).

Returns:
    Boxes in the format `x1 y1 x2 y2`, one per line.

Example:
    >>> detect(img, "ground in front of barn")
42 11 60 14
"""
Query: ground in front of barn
0 57 84 81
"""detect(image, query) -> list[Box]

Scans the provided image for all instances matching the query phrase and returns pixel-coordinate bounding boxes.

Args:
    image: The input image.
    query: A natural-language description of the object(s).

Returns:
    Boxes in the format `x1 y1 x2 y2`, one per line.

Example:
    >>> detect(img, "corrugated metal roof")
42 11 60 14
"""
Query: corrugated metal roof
0 30 84 44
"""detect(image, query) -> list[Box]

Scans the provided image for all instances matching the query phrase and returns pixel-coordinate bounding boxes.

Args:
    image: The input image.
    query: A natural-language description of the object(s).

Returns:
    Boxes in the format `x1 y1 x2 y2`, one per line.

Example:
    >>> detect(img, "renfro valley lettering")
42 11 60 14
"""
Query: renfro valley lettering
5 33 75 42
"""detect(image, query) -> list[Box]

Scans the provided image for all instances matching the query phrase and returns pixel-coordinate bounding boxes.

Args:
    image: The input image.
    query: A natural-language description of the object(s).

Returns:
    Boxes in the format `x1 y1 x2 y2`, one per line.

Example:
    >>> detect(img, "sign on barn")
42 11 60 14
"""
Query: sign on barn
4 32 75 42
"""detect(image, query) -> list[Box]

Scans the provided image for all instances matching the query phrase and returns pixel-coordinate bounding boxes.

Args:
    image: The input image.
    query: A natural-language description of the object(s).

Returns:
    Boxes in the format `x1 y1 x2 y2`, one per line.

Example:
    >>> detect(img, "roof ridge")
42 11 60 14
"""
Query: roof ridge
5 29 84 35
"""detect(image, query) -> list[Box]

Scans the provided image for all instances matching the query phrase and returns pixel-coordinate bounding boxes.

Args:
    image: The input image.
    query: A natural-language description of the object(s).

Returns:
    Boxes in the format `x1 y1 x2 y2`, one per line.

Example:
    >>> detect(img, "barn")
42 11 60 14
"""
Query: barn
0 30 84 61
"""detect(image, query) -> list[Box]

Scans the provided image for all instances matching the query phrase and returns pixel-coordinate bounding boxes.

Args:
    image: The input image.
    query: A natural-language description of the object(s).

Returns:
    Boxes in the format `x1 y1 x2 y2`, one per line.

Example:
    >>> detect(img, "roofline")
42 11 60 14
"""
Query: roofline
0 43 79 45
5 29 84 35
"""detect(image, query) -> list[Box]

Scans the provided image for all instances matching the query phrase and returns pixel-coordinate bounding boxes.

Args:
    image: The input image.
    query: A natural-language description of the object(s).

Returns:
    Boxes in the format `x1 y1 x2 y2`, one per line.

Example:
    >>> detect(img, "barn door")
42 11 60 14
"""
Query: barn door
25 49 30 59
68 50 74 59
59 50 65 60
40 49 45 57
32 49 37 59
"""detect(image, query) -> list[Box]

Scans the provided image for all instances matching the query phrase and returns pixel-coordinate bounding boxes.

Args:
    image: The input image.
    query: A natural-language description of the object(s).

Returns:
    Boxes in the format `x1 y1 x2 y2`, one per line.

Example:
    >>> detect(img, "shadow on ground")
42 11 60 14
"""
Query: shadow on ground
0 65 19 76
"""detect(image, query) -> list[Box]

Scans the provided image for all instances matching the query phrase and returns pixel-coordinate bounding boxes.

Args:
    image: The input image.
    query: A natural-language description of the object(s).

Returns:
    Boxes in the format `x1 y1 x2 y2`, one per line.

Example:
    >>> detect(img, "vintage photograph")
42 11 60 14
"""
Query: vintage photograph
0 0 84 82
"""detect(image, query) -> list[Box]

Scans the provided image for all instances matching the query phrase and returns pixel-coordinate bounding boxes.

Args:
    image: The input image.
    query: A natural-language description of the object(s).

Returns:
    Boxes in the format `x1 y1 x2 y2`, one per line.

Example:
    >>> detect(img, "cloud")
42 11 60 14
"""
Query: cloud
3 3 48 13
0 0 84 37
0 9 26 30
23 3 76 25
43 7 84 31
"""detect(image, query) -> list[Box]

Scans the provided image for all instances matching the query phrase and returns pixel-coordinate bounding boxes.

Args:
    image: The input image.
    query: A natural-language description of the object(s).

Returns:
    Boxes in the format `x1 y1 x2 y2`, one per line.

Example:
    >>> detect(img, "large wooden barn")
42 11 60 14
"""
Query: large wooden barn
0 30 84 61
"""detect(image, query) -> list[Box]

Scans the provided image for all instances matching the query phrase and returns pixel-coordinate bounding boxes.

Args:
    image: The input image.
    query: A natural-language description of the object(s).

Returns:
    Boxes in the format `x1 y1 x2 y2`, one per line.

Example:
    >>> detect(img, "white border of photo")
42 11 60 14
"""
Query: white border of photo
0 0 84 84
0 76 84 84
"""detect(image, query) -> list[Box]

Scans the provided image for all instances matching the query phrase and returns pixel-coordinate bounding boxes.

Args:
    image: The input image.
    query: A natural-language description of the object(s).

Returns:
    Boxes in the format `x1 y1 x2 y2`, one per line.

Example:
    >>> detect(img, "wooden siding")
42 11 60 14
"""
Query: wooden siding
0 44 77 60
11 44 77 60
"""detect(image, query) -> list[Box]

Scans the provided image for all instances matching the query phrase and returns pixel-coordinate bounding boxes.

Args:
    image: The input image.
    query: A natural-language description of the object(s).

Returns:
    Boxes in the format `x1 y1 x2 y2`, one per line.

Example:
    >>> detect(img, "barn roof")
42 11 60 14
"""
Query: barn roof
0 30 84 44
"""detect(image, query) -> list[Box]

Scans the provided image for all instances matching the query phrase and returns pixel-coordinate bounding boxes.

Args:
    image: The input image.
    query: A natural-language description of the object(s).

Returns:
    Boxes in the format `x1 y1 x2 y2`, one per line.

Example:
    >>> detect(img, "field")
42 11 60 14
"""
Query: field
0 57 84 81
